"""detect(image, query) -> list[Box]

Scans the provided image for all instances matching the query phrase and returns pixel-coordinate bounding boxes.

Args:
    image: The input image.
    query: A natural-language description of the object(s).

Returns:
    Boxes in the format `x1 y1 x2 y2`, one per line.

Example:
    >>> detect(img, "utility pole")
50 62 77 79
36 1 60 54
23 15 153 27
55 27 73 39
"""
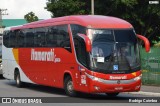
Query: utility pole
0 9 8 28
91 0 94 15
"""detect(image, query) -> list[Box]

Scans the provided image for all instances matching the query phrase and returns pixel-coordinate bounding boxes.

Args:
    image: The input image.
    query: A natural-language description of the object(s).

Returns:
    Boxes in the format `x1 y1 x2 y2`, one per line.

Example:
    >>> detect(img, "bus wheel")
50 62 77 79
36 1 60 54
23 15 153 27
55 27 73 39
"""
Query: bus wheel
15 72 23 88
64 76 76 97
105 93 119 97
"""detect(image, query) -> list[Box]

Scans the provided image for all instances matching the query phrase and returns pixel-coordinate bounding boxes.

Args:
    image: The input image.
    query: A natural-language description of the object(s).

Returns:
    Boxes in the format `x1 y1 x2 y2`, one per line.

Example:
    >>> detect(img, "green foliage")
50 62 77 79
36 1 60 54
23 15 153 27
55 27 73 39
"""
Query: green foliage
45 0 160 46
152 37 160 47
153 43 160 47
24 12 39 23
45 0 89 17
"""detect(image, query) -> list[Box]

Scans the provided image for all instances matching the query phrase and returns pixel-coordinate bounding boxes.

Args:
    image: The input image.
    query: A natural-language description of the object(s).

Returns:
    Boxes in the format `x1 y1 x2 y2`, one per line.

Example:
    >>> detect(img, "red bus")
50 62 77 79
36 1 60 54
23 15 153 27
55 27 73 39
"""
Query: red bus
2 15 150 96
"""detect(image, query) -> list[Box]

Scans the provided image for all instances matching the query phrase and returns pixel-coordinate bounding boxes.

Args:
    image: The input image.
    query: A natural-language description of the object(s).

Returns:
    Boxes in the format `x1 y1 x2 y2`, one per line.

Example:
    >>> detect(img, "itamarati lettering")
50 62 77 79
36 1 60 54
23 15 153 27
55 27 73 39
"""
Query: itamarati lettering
109 76 127 80
31 49 60 62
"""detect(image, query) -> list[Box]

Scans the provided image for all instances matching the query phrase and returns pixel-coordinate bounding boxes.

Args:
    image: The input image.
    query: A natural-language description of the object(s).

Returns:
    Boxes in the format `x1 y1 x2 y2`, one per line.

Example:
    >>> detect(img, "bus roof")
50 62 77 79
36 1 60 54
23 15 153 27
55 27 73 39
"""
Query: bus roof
4 25 22 31
11 15 133 30
68 15 133 29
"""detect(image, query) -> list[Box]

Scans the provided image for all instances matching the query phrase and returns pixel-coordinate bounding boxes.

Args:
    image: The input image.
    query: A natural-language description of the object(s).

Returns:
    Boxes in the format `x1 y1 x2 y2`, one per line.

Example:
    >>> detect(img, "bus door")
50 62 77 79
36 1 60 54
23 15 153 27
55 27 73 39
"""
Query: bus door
73 34 90 90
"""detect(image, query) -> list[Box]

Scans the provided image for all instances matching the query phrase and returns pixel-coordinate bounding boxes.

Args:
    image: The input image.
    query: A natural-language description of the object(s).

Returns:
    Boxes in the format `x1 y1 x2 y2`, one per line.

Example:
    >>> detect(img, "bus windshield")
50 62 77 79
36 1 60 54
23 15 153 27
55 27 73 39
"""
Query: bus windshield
88 29 140 74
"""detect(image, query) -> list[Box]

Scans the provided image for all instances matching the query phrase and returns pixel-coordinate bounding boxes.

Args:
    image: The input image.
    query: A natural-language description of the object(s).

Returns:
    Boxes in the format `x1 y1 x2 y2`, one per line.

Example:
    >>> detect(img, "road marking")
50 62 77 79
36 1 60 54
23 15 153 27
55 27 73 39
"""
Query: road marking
124 91 160 97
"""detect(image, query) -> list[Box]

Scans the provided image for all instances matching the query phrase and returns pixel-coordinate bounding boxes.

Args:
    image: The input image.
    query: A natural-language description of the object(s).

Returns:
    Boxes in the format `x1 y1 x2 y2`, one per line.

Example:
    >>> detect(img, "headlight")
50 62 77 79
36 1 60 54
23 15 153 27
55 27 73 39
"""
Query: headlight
85 73 103 82
93 77 103 82
133 74 142 81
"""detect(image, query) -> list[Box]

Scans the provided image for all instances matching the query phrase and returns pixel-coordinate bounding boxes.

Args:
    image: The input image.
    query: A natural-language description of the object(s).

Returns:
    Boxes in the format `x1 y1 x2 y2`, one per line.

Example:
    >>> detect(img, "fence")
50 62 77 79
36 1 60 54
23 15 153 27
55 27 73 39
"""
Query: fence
141 47 160 86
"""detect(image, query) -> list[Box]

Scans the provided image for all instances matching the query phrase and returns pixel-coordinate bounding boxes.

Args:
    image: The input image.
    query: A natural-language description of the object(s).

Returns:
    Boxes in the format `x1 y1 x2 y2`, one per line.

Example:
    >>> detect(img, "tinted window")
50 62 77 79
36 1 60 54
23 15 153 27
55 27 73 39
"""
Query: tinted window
74 37 88 67
71 24 88 67
114 29 137 43
3 25 71 49
56 25 70 47
9 31 16 47
70 24 86 36
24 29 34 47
18 30 25 47
92 29 114 42
34 27 46 47
46 27 58 47
46 25 71 52
3 31 9 47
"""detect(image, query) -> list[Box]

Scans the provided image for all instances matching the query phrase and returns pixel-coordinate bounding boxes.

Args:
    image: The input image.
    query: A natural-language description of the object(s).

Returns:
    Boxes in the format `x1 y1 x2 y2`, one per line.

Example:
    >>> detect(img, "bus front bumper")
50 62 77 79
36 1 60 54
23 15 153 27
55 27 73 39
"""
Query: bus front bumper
85 73 141 93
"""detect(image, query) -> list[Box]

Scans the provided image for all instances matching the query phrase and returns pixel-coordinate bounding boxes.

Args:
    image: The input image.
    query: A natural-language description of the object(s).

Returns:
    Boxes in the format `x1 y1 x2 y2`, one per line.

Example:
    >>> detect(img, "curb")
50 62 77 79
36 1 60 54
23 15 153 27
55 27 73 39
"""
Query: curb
124 91 160 97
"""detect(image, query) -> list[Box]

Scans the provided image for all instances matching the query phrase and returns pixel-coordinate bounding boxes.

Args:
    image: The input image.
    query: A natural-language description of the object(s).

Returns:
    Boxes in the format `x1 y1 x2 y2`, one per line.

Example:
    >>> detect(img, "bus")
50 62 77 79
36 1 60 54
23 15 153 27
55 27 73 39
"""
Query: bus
2 15 150 96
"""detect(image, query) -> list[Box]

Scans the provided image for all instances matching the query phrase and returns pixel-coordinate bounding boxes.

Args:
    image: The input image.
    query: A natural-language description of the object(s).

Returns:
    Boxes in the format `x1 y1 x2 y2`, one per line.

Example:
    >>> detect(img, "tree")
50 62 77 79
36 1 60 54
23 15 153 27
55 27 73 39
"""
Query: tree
152 37 160 47
24 12 39 23
45 0 90 17
93 0 160 45
45 0 160 46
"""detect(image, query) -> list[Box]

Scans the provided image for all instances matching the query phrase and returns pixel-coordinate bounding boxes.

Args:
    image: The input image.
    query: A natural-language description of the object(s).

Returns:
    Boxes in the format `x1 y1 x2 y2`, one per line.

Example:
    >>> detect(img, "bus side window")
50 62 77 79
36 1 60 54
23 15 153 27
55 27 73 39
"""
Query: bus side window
24 29 34 47
3 31 9 47
56 25 71 52
74 37 88 67
9 31 16 48
18 30 25 47
34 27 46 47
70 24 86 35
70 24 88 67
46 27 58 47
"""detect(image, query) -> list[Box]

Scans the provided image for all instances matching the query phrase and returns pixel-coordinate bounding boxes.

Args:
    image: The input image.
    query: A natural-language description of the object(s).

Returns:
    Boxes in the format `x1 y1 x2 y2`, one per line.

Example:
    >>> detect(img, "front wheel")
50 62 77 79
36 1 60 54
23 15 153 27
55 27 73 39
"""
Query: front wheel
64 76 77 97
105 93 119 97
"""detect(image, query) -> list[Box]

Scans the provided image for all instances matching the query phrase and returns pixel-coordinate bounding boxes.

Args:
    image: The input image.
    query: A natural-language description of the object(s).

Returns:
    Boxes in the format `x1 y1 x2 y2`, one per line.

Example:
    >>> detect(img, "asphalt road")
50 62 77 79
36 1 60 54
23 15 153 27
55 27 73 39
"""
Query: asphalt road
0 77 159 106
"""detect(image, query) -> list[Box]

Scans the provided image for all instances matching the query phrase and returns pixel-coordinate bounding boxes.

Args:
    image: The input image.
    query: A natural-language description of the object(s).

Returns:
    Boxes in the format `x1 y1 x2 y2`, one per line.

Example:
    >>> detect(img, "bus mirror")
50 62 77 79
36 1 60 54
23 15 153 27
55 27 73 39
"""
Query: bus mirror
77 34 92 52
137 34 150 52
85 36 92 52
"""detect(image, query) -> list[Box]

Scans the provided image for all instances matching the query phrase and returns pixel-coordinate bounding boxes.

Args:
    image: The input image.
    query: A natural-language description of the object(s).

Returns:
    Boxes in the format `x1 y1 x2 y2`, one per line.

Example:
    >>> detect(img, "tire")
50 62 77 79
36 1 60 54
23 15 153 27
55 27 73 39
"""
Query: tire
15 72 23 88
64 76 77 97
106 93 119 97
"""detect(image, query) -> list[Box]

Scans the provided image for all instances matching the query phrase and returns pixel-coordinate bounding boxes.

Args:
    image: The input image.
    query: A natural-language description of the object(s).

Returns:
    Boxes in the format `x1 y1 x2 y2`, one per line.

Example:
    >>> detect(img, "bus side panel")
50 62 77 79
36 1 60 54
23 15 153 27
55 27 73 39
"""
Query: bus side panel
2 46 33 83
2 46 13 79
19 48 51 85
18 48 77 87
44 48 77 88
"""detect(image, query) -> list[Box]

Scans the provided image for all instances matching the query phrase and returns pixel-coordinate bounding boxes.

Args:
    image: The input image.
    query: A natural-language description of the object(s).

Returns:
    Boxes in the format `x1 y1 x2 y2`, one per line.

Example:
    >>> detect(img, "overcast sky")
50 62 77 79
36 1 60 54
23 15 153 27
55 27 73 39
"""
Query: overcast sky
0 0 51 19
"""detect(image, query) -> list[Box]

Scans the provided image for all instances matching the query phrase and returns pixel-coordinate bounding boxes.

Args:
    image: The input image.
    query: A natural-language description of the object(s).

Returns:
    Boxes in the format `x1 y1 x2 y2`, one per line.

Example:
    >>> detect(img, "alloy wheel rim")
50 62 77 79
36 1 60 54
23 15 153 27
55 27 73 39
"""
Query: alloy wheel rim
17 75 20 85
67 80 73 93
